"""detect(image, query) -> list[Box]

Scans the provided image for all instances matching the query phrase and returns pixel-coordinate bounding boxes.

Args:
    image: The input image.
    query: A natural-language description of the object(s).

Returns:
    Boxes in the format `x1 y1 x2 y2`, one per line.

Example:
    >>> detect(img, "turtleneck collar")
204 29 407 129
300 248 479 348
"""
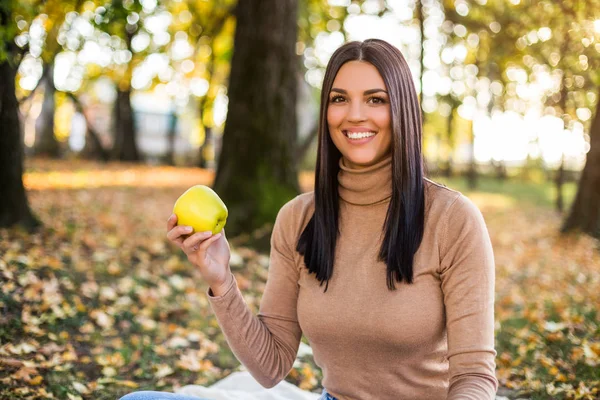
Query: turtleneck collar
337 154 393 206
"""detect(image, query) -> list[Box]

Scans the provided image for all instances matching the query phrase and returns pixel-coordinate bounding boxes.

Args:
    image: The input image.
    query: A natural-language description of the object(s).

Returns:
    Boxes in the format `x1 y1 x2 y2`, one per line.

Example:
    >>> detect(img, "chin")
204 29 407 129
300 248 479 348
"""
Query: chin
343 153 379 168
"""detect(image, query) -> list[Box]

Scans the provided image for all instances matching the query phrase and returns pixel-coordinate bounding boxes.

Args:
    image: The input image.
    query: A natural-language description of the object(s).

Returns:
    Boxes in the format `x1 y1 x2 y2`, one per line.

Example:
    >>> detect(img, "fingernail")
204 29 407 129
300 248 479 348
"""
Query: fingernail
203 231 213 236
185 226 193 233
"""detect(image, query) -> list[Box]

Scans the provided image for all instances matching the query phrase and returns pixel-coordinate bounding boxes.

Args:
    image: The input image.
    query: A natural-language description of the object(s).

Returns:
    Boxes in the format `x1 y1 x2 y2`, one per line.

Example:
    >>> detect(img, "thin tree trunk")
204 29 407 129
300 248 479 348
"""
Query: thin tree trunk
554 35 570 213
556 153 565 213
197 95 210 168
443 105 455 177
196 41 216 169
112 88 140 162
296 122 318 167
495 160 507 181
166 110 177 165
466 119 477 189
213 0 300 236
0 60 39 229
33 63 60 157
67 92 110 161
562 90 600 239
416 0 424 109
198 126 212 168
112 27 139 162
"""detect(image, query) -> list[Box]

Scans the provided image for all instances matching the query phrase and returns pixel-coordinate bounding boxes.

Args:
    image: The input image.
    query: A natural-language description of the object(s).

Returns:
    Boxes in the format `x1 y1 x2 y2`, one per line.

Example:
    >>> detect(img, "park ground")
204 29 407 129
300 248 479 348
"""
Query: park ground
0 159 599 400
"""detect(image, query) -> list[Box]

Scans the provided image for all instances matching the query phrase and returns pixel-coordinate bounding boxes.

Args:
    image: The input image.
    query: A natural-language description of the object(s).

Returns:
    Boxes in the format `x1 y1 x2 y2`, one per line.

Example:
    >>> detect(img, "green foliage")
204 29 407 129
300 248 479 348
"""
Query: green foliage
0 1 16 62
0 0 31 64
456 0 600 122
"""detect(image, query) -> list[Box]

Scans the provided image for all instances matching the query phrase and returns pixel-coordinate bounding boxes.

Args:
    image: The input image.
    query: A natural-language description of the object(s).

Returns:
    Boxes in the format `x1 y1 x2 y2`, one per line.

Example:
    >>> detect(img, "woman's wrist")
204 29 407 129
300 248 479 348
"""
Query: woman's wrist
210 272 234 297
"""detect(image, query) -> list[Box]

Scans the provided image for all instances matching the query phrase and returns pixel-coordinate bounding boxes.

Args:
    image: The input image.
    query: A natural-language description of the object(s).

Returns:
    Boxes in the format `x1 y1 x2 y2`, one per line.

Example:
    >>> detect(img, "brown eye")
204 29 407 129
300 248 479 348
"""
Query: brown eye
368 96 386 104
330 95 345 103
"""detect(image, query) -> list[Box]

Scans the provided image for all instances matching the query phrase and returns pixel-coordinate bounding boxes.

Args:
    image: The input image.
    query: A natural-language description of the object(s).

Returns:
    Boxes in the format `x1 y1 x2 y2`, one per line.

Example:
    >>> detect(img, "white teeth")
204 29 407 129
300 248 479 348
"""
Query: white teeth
346 131 376 139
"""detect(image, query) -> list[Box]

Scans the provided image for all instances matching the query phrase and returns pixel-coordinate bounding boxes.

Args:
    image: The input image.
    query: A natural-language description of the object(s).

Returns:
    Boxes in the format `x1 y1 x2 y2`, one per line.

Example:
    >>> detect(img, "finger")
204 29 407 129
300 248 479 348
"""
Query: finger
182 231 213 253
197 233 222 253
167 214 178 231
167 225 193 244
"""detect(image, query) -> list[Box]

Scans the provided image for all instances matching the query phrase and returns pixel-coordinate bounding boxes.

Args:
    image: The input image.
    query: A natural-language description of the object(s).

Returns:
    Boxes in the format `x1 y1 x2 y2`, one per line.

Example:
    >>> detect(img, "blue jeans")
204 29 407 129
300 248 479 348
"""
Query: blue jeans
119 388 336 400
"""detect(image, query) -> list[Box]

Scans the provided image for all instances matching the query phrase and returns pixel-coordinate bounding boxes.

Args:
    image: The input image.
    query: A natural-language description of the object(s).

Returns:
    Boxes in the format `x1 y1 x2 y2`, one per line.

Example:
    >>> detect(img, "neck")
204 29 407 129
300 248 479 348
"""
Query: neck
337 155 393 206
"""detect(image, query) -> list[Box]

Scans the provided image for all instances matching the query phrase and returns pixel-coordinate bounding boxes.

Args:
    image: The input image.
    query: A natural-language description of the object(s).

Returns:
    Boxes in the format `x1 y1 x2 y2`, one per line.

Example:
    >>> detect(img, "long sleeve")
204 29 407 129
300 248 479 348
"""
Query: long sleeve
439 194 499 399
207 200 303 388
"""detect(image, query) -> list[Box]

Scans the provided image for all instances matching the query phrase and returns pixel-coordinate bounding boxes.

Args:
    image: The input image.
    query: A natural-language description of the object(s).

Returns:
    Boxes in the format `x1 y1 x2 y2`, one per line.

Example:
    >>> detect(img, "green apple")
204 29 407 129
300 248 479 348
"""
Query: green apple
173 185 228 234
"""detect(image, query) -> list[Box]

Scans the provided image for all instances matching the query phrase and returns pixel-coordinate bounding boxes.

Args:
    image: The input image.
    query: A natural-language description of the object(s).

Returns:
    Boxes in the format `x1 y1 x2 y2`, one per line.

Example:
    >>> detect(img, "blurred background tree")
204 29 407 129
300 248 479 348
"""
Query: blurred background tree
0 0 81 227
453 0 600 237
212 0 301 236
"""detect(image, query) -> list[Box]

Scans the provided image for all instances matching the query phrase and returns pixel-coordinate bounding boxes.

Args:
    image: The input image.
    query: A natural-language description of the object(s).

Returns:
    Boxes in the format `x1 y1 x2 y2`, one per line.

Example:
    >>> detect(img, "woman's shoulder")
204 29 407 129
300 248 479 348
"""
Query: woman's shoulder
276 191 315 225
423 178 482 221
424 178 462 208
280 191 314 212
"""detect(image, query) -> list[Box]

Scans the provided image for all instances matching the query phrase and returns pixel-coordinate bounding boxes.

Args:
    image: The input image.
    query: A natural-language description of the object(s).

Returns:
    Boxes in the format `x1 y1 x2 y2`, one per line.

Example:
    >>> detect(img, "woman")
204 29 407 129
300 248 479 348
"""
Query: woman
123 39 498 400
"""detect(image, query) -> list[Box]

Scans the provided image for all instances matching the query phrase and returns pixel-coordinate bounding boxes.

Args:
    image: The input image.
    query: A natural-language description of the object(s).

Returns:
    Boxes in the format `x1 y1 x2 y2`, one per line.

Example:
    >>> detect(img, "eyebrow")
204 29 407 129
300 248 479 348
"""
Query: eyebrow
330 88 388 95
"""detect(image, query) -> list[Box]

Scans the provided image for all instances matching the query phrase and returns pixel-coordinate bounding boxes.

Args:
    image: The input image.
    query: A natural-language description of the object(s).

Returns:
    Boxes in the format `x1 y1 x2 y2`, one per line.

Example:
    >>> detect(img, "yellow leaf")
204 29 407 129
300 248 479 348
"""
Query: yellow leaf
12 366 37 381
72 381 89 394
154 364 174 379
116 380 139 388
556 373 568 382
29 375 43 385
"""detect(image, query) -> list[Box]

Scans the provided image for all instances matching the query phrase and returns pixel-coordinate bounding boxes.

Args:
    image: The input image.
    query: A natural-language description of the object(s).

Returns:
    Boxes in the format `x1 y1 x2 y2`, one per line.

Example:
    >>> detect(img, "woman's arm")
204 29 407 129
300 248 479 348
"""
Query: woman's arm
439 194 499 400
207 200 303 388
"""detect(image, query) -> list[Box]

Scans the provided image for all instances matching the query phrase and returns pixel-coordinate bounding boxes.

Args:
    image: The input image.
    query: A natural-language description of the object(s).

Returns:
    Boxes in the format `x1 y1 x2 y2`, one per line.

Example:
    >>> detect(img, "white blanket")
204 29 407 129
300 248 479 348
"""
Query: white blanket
176 371 321 400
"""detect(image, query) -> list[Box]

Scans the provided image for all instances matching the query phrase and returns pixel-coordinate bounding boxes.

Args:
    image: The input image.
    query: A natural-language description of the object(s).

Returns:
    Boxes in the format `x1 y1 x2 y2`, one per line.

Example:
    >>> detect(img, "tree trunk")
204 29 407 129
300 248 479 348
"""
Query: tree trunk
67 92 110 162
443 105 455 177
562 91 600 239
555 153 565 213
495 159 507 181
166 110 177 165
213 0 300 236
555 73 569 212
198 126 212 169
197 91 217 169
296 122 318 167
466 119 477 189
0 60 39 229
416 0 424 109
33 63 60 157
112 88 140 162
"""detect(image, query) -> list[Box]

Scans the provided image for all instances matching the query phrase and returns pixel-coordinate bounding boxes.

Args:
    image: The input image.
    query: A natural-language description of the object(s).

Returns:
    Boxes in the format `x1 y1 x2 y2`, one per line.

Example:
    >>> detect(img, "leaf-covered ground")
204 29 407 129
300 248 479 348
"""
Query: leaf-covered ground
1 160 598 400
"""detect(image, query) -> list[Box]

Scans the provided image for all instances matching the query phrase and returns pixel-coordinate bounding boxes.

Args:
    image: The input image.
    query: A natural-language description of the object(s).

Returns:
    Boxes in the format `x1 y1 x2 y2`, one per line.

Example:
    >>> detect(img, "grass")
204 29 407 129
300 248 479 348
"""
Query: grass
429 174 578 210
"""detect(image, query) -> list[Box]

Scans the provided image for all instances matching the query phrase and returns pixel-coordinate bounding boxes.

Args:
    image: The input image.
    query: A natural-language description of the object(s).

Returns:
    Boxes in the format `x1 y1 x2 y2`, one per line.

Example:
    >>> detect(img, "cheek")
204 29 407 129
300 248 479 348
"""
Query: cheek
327 107 345 128
372 107 392 130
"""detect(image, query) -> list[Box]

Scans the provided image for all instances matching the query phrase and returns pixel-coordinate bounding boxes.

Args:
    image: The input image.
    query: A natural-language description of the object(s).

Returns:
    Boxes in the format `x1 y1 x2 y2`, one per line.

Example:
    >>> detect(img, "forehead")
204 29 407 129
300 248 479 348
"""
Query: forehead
331 61 386 90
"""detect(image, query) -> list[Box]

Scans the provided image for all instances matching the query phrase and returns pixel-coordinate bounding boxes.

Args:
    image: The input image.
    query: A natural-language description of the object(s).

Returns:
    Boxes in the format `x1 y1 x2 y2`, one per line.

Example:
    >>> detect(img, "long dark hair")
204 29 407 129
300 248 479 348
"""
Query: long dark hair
296 39 425 291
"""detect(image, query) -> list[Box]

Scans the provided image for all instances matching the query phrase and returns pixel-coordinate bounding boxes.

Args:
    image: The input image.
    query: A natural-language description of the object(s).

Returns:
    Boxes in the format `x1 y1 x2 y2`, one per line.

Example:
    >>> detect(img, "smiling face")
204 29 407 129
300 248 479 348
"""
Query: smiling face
327 60 393 169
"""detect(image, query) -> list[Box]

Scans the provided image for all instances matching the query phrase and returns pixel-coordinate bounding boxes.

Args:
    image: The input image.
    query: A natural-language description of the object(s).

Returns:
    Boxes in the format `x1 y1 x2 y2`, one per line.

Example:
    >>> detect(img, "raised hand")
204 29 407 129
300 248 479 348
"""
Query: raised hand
166 214 233 295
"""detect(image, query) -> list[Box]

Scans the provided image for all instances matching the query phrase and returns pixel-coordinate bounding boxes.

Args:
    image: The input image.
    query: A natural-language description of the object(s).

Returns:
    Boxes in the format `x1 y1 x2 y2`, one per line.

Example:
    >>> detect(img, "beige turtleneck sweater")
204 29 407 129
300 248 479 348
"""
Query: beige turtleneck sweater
207 155 498 400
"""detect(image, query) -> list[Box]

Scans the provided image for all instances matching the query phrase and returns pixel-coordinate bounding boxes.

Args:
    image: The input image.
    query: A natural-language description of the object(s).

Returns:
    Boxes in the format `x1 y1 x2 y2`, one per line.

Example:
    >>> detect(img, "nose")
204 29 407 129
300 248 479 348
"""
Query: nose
347 100 367 122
